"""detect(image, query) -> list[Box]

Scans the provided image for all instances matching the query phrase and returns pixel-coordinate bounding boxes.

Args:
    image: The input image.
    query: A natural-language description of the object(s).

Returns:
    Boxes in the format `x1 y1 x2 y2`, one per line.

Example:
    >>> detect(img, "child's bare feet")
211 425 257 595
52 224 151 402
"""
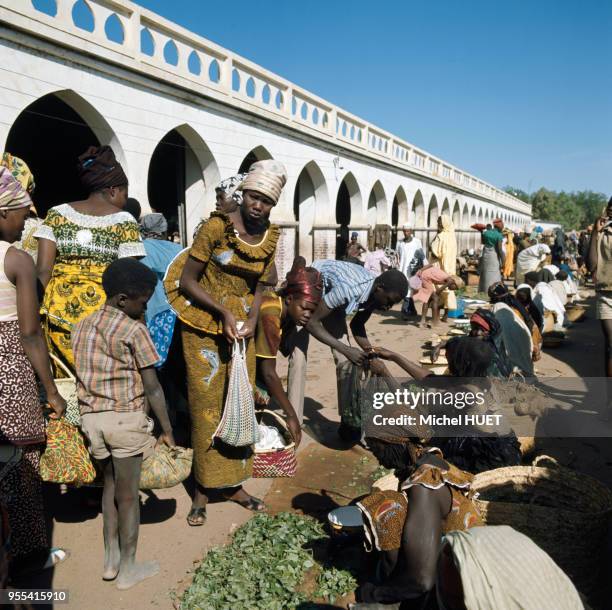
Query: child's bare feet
116 560 159 590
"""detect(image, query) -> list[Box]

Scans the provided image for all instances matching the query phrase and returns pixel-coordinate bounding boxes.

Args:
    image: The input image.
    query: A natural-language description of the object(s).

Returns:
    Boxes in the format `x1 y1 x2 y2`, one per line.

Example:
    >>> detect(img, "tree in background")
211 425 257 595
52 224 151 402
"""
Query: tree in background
503 186 608 230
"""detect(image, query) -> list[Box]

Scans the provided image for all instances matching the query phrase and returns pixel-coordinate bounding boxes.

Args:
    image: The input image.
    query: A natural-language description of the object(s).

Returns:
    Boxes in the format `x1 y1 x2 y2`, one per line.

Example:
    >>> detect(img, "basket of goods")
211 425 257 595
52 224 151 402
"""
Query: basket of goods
472 456 612 593
565 304 587 323
253 410 297 478
50 353 80 427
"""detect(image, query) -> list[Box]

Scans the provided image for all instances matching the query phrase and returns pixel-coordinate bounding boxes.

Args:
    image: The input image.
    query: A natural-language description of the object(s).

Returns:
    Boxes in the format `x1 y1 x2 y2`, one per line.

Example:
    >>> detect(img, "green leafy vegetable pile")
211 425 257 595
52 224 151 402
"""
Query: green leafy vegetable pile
180 512 357 609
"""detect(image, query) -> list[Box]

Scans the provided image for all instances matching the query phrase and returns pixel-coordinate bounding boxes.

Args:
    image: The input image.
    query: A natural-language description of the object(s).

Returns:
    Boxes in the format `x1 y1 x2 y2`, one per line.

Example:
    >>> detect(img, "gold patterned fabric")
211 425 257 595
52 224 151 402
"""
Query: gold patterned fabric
37 204 145 372
164 212 279 334
358 455 483 552
167 212 279 489
182 327 255 488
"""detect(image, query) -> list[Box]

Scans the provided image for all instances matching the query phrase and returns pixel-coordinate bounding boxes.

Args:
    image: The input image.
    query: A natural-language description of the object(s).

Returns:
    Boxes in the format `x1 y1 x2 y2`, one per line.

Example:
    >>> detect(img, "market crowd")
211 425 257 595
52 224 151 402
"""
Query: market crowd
0 145 608 607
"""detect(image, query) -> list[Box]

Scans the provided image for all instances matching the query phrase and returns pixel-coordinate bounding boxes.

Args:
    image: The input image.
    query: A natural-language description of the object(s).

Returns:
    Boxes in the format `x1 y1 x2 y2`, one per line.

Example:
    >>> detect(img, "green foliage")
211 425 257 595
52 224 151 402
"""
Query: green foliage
504 186 608 231
180 512 357 609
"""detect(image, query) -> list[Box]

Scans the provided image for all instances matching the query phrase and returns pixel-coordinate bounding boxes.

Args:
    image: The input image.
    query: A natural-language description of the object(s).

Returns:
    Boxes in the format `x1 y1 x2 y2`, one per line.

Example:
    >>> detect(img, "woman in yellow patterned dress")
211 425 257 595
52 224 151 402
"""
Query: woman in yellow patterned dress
164 161 285 526
35 146 144 372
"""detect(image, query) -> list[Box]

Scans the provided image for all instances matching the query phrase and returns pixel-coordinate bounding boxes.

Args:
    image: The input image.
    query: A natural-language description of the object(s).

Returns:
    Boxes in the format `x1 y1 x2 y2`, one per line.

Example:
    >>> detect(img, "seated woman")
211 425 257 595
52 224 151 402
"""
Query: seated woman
374 337 521 473
437 526 583 610
524 271 566 330
432 308 513 378
411 264 463 328
515 284 544 332
354 415 483 607
488 282 541 375
254 257 324 446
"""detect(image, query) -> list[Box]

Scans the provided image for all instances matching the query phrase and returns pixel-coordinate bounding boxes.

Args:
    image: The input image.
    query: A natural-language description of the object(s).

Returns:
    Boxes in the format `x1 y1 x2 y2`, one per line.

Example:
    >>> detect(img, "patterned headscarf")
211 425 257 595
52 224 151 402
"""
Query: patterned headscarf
1 153 35 194
77 145 128 192
239 159 287 204
0 166 32 211
281 257 323 304
216 173 247 205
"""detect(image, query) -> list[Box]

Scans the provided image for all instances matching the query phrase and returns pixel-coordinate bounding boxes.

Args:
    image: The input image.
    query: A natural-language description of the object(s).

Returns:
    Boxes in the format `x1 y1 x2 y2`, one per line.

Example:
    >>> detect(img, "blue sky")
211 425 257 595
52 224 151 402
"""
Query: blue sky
136 0 611 195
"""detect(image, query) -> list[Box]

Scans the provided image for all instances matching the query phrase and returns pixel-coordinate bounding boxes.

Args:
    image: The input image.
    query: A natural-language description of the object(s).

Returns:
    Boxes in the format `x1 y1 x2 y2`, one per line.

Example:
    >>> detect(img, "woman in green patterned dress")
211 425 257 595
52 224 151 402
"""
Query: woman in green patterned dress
164 161 285 526
35 146 144 371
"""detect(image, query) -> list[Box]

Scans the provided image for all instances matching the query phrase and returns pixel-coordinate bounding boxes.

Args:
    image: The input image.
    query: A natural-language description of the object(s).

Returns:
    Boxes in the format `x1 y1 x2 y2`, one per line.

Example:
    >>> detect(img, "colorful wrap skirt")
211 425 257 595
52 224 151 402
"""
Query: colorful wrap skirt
181 325 255 489
41 261 107 373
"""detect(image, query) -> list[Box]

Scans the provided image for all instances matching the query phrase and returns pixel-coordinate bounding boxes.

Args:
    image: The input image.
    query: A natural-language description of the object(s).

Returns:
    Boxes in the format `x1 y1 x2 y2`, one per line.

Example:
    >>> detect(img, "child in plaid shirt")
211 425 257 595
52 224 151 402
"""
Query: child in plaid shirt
72 258 175 590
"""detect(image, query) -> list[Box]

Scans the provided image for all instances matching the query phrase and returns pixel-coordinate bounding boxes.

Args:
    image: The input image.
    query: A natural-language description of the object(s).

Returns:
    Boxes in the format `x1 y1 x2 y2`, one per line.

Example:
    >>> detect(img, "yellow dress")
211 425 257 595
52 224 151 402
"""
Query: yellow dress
35 204 145 372
164 212 279 489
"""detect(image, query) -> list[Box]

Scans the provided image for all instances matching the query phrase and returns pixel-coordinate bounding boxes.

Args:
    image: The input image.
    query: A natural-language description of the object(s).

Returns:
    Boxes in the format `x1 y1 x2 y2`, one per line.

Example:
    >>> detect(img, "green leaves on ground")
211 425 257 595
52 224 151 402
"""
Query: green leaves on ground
180 512 356 609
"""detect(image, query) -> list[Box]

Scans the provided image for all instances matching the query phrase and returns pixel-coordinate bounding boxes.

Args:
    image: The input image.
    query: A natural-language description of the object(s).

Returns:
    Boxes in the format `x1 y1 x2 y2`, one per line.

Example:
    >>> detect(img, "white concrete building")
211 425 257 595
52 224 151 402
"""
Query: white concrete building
0 0 531 279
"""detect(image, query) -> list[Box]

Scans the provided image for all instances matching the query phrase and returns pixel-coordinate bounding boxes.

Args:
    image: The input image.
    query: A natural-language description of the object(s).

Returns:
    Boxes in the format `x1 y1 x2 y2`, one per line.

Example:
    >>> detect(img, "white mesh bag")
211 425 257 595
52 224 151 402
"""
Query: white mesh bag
214 339 260 447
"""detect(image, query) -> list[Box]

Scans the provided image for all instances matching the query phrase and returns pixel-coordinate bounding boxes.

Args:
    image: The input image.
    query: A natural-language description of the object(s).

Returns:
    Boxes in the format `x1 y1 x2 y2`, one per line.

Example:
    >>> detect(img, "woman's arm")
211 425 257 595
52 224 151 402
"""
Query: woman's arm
179 255 238 342
257 358 301 446
375 348 432 380
36 238 57 290
6 248 66 418
495 238 505 268
237 284 264 340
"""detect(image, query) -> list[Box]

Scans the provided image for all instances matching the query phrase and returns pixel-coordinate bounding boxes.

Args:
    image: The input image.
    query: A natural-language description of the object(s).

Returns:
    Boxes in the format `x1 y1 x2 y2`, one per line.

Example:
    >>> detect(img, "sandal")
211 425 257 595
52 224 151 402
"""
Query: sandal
225 494 266 512
186 507 207 526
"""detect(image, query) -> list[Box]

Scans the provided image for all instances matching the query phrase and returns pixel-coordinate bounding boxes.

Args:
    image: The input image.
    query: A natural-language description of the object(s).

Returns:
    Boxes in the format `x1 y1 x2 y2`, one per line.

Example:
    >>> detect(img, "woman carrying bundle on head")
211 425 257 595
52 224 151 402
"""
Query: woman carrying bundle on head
478 219 505 293
164 160 285 526
35 146 144 373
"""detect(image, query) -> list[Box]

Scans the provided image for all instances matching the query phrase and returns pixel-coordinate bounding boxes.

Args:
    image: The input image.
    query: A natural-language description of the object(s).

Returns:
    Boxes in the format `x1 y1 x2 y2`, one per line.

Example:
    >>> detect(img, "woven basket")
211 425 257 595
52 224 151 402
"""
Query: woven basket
50 353 79 427
253 410 296 478
472 456 612 593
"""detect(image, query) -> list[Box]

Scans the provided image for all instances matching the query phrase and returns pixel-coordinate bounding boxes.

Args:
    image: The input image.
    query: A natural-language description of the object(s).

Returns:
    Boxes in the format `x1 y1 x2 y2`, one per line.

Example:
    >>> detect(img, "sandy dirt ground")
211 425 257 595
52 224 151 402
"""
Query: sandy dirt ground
18 294 612 609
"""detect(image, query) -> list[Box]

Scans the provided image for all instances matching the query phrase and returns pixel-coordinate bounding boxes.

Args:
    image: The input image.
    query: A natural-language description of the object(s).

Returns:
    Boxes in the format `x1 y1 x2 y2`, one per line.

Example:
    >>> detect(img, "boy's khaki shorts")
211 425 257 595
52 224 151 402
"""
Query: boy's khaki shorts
80 411 156 461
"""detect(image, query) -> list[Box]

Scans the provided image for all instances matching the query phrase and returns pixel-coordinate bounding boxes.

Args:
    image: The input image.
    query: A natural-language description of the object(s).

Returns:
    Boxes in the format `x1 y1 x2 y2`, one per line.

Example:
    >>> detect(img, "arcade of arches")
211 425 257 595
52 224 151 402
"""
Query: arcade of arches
4 90 529 267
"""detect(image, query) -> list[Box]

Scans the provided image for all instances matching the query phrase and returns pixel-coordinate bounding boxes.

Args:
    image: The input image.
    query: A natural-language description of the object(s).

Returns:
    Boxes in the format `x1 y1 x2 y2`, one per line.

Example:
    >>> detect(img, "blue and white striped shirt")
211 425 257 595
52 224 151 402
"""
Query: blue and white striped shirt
312 260 376 315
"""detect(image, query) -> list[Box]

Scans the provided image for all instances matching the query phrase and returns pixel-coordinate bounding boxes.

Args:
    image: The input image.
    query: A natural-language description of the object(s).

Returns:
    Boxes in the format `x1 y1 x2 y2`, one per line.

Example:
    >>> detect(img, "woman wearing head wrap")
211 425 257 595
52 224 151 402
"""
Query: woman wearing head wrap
551 227 567 266
1 153 41 262
488 282 541 375
352 399 482 607
34 145 144 373
164 159 285 525
0 168 68 575
254 256 323 443
430 215 458 314
438 526 583 610
478 221 505 293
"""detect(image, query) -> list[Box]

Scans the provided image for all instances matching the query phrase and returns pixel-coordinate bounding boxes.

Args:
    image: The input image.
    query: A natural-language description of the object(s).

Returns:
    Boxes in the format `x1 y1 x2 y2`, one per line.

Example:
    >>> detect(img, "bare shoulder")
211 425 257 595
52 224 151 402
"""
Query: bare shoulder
5 246 35 273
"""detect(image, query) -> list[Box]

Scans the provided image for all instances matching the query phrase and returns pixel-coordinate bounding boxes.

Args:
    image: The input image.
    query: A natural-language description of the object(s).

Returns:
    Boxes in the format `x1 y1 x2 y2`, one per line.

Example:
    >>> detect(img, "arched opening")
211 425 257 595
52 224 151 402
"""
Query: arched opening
413 190 426 245
293 161 328 263
391 186 408 249
461 202 469 251
452 200 461 250
367 180 388 249
441 197 451 218
335 172 361 259
427 195 439 248
238 145 273 173
5 90 122 217
147 125 219 245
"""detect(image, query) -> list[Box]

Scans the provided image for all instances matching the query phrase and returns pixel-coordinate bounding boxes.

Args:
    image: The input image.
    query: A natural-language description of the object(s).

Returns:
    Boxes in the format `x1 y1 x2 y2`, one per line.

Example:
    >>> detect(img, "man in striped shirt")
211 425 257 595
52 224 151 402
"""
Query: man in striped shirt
290 259 408 440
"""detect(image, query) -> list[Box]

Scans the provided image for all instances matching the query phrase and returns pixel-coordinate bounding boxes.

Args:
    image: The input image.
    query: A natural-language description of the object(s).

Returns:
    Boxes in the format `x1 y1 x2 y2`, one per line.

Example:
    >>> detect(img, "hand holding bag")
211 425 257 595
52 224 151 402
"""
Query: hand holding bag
214 339 259 447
